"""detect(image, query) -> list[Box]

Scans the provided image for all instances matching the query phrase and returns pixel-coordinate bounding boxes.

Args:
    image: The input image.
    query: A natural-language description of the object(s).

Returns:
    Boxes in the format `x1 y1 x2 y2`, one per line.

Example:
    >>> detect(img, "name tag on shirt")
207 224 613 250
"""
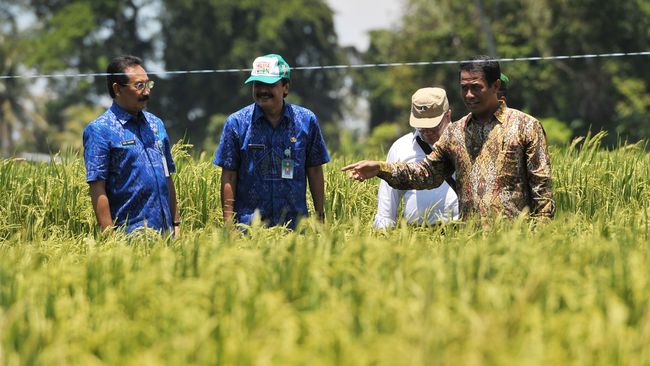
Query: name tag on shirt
157 140 170 177
281 159 294 179
248 143 265 150
121 139 136 146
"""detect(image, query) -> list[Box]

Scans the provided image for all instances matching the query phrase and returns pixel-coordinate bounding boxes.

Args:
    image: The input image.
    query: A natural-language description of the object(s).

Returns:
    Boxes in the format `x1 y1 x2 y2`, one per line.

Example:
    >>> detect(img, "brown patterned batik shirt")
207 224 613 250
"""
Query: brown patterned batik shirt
378 102 555 219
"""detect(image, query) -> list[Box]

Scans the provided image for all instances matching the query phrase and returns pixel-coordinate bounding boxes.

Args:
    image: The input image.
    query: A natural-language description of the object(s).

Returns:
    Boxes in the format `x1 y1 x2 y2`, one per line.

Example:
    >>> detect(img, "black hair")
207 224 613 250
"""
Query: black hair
459 55 501 86
106 55 143 98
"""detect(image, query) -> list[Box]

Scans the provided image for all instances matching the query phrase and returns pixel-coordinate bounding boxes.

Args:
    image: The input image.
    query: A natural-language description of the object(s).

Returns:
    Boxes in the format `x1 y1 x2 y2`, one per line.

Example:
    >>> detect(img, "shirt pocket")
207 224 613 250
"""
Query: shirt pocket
499 140 526 191
244 143 278 180
109 143 138 174
289 146 306 178
502 139 524 170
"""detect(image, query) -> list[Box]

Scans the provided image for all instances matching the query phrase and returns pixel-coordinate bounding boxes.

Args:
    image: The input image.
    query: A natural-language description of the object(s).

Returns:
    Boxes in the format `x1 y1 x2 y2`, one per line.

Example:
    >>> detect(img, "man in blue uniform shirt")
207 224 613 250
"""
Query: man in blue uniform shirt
83 55 180 235
214 53 330 229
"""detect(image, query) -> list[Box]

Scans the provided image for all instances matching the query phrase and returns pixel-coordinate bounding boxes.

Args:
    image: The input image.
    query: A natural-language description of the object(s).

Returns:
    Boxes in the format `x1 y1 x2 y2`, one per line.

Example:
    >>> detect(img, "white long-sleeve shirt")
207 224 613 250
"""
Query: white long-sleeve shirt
373 131 459 228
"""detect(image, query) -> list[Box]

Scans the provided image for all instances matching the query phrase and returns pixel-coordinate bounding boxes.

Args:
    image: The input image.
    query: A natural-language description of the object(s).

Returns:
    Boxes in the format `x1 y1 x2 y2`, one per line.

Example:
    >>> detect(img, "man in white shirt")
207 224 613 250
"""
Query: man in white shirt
373 87 459 228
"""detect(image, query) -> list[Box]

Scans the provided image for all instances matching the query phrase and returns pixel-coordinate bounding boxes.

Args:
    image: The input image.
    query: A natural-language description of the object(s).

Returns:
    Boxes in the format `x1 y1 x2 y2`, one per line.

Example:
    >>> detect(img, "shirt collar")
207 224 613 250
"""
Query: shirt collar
412 129 424 143
110 101 146 125
252 102 292 127
494 100 507 124
467 100 507 126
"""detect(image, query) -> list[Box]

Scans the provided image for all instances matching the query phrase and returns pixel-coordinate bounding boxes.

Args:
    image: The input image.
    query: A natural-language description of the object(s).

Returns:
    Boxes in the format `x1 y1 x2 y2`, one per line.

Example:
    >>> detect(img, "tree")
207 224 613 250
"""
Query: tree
23 0 158 151
540 0 650 143
153 0 344 150
360 0 650 145
0 1 47 156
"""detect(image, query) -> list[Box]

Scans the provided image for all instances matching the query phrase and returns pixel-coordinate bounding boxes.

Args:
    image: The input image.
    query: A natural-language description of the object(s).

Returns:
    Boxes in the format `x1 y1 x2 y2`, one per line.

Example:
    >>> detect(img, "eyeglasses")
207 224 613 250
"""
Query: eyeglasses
121 80 155 91
418 127 438 134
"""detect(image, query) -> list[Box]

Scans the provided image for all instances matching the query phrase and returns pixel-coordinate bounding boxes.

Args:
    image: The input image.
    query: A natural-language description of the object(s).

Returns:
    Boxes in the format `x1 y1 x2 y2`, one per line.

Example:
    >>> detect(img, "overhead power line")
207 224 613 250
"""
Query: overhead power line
1 51 649 80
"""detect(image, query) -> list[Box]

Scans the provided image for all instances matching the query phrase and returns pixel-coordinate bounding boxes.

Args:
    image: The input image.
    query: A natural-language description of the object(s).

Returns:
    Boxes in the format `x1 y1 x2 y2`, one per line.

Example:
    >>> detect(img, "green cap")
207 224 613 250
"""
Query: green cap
245 54 291 84
499 73 510 90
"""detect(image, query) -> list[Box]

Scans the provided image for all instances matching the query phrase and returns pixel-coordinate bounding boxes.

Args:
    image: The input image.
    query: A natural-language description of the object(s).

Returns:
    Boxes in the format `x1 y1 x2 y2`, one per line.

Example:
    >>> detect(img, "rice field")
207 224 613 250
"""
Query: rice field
0 132 649 365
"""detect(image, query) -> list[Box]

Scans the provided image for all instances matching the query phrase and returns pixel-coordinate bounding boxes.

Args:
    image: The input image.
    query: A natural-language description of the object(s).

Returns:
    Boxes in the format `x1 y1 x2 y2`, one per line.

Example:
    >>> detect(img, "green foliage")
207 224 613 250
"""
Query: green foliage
540 117 572 146
27 0 157 72
361 0 650 145
10 0 159 154
23 2 96 71
0 3 48 156
0 137 649 364
612 76 650 140
201 113 228 156
3 0 650 155
365 122 404 156
49 104 105 151
153 0 344 148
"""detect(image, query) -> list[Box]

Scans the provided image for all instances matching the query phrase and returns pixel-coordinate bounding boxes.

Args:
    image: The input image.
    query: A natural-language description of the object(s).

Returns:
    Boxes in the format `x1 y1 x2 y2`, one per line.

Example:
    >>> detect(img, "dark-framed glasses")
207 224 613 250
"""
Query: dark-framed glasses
122 80 155 91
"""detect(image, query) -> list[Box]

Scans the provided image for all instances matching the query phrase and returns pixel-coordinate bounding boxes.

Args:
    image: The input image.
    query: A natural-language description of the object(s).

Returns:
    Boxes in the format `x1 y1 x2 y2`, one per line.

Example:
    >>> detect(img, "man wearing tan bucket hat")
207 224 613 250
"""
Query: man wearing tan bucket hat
373 87 458 228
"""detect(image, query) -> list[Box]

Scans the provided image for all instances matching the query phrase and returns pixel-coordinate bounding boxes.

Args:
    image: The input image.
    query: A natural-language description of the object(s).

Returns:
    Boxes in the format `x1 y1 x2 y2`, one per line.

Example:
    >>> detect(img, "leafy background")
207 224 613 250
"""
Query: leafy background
1 0 649 157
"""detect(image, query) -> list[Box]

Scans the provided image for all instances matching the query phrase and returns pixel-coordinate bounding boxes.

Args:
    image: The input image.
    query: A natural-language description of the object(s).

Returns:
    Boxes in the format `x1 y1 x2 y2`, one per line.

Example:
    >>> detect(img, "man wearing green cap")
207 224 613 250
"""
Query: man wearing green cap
497 73 509 102
213 54 330 229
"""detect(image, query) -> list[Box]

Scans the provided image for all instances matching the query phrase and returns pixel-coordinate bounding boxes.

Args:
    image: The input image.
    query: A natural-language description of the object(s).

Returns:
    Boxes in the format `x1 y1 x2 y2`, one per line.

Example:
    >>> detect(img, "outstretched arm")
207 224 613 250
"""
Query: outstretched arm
343 155 450 191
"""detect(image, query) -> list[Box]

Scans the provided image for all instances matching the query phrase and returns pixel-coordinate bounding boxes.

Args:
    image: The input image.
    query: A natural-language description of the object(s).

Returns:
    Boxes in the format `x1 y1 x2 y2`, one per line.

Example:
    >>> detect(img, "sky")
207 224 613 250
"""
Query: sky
326 0 403 51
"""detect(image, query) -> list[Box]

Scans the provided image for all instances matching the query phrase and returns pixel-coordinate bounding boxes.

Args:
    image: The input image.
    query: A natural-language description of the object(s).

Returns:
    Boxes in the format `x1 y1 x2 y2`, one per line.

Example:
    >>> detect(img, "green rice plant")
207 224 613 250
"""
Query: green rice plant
553 131 649 227
1 216 649 365
0 137 648 365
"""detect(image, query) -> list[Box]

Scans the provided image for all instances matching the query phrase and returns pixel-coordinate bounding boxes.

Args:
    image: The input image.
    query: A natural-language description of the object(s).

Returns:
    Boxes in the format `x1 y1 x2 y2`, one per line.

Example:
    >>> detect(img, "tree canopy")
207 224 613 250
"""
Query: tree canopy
0 0 648 155
361 0 650 145
152 0 344 144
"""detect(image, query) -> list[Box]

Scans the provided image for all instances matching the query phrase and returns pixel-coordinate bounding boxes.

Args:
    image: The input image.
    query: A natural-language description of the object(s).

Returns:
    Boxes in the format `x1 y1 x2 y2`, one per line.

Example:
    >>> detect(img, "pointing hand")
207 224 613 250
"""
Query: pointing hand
341 160 382 181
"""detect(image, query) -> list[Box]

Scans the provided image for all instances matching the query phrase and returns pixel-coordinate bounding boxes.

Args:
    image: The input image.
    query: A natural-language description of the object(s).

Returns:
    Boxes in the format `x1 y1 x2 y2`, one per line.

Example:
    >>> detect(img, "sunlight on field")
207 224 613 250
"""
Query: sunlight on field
1 133 649 365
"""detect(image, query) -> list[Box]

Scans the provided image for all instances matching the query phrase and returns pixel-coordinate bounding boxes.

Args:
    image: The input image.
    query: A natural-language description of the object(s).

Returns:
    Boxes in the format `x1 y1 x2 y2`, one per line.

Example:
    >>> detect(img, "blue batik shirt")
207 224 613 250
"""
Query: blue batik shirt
214 102 330 228
83 102 176 233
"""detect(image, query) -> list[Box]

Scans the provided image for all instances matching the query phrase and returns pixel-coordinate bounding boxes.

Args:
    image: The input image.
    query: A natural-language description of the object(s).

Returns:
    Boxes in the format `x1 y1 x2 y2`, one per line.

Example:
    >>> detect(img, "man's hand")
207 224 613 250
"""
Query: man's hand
173 224 181 237
341 160 382 181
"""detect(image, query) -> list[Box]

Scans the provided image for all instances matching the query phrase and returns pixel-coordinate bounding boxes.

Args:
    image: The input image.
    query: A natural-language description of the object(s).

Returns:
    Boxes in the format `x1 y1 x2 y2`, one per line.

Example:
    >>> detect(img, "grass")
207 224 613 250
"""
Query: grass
0 132 649 365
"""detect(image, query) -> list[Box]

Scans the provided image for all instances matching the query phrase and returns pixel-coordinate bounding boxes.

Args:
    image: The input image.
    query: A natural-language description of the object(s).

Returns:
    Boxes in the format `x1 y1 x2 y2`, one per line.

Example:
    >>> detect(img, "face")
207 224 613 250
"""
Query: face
113 65 151 115
460 70 499 117
419 111 451 145
252 80 289 113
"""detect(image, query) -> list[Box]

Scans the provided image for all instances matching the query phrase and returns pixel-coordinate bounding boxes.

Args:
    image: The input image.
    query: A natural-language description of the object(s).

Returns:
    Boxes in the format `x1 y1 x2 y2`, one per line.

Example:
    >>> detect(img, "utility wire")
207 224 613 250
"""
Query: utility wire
1 51 649 80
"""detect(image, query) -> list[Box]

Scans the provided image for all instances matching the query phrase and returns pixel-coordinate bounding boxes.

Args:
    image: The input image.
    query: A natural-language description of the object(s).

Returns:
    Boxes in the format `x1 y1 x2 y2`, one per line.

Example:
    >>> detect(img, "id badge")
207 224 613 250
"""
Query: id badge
281 159 294 179
158 140 170 177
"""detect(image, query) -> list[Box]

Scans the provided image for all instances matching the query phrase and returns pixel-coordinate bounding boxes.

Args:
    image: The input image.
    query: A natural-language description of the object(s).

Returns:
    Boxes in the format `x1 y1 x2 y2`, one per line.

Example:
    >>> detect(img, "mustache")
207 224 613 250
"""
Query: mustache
138 95 150 102
256 92 273 98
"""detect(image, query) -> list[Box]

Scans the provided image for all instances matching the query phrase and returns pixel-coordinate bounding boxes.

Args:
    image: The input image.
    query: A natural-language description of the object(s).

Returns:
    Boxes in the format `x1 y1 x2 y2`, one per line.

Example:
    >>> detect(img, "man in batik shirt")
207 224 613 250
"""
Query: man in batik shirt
343 56 555 221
